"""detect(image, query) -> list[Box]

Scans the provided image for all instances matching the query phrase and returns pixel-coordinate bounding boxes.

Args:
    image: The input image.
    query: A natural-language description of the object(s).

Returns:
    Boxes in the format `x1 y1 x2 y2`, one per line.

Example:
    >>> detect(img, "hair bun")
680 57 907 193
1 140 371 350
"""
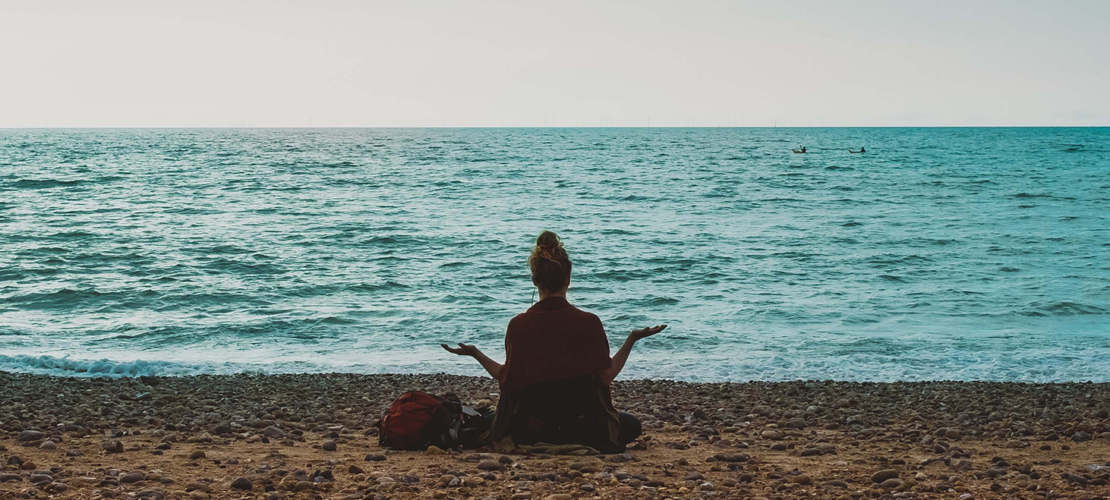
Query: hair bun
535 230 561 251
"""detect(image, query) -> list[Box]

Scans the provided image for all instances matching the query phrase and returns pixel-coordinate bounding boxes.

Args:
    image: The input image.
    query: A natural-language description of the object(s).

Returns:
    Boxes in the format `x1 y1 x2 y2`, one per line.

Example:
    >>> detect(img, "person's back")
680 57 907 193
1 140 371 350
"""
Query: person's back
442 231 665 452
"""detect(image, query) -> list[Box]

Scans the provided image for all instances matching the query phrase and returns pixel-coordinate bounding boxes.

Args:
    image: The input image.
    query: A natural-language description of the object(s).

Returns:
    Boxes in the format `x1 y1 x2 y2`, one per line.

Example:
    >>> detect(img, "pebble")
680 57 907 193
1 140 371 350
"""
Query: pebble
231 477 253 490
189 450 207 460
365 454 387 461
425 445 446 455
477 460 502 471
871 470 899 483
760 430 784 440
120 472 146 484
17 430 45 442
880 478 903 489
103 440 124 453
790 475 813 485
39 440 57 450
322 440 337 451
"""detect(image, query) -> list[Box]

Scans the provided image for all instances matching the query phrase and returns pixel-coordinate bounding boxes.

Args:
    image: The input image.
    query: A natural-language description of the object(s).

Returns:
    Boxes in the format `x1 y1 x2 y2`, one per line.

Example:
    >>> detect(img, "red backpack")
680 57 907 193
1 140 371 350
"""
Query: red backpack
376 392 464 450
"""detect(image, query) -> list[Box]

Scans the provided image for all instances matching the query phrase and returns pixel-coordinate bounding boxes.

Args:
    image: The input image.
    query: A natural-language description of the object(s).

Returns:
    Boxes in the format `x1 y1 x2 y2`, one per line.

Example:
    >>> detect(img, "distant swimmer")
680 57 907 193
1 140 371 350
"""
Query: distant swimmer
792 146 807 154
849 147 866 153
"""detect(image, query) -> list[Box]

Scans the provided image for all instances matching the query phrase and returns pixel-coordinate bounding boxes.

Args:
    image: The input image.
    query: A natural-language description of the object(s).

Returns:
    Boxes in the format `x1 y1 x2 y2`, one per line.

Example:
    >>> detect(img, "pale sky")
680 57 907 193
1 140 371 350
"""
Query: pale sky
2 0 1107 127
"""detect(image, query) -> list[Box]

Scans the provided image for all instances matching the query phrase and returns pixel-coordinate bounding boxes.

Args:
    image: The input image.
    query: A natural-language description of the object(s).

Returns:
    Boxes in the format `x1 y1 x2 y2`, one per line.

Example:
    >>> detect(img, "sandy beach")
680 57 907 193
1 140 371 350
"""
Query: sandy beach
1 372 1109 499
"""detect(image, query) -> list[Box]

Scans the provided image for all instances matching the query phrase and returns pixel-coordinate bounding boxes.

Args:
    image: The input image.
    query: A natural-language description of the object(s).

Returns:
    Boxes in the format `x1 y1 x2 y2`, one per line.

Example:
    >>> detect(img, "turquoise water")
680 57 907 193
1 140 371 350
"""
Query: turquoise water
1 128 1107 381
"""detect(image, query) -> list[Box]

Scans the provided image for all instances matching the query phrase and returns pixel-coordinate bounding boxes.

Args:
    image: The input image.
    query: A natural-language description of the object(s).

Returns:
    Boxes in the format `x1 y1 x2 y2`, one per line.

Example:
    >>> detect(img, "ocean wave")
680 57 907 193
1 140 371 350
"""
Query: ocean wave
0 355 216 377
1020 301 1107 317
6 348 1110 384
9 178 82 189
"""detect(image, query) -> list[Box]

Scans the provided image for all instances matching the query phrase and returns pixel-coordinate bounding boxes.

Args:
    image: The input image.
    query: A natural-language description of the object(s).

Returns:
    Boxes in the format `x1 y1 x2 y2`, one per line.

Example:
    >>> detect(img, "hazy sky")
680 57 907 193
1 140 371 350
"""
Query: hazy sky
2 0 1107 127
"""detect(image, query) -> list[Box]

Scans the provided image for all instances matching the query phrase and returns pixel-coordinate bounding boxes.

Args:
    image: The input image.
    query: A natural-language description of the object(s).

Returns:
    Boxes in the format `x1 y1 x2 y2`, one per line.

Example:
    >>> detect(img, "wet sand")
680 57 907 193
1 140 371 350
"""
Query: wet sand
1 372 1109 499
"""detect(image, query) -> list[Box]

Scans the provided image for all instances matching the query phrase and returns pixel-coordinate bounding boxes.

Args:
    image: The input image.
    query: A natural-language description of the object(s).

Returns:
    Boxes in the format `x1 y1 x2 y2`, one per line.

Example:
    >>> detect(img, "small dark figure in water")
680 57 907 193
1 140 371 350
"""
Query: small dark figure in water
859 146 865 152
442 231 666 452
801 146 806 153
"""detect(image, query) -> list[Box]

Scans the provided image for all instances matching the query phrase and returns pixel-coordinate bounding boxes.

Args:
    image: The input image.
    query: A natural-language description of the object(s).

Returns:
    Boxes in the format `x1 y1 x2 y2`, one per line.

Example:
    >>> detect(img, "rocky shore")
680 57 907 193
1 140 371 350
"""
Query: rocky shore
1 372 1109 499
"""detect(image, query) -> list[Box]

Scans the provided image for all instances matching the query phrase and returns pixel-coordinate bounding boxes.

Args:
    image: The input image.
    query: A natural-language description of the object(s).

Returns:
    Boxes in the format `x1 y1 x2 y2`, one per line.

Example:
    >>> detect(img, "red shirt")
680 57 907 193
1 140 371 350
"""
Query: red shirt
498 297 612 393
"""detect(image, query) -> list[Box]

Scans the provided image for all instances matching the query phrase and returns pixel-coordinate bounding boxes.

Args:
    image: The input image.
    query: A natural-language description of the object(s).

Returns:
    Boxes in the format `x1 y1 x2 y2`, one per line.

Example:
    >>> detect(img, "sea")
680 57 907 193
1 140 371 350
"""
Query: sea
1 128 1107 382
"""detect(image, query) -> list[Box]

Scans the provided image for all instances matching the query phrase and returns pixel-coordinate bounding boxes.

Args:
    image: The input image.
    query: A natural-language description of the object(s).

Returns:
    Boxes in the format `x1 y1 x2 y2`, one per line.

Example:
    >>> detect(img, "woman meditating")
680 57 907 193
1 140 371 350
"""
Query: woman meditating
442 231 666 453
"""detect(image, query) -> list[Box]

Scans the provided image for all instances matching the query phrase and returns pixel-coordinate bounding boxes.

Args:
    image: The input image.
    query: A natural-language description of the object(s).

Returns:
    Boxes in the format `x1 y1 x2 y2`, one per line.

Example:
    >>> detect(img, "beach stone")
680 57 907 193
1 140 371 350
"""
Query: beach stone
478 460 502 471
349 465 364 474
761 430 784 440
231 477 253 490
790 475 813 485
684 471 705 481
18 430 45 442
120 472 145 484
189 450 207 460
103 440 124 453
871 470 899 483
0 474 22 483
425 445 446 455
39 440 57 450
1072 431 1092 442
46 482 69 493
263 426 285 437
880 478 903 489
544 495 572 500
365 454 387 461
185 482 211 492
322 440 337 451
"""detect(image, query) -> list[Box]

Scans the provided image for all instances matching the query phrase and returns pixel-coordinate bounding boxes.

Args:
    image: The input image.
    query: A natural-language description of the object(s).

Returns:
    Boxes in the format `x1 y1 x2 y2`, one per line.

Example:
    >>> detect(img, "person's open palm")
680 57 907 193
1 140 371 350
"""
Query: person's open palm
441 343 479 356
630 324 667 341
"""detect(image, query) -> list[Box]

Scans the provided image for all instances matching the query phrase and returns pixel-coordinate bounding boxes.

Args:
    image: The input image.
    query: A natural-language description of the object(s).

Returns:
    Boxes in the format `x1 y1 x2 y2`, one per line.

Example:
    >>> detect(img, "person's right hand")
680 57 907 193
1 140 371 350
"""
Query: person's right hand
629 325 667 342
441 343 479 357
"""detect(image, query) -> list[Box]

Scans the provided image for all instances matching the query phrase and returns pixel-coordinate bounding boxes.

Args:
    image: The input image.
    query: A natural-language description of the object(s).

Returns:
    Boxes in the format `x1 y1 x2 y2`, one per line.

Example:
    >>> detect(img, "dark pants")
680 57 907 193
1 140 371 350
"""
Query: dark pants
478 411 642 447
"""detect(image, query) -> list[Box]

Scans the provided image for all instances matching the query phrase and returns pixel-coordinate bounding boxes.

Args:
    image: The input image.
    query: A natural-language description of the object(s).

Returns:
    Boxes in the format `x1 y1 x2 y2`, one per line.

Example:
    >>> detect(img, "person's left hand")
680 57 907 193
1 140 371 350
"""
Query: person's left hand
441 343 479 357
629 325 667 342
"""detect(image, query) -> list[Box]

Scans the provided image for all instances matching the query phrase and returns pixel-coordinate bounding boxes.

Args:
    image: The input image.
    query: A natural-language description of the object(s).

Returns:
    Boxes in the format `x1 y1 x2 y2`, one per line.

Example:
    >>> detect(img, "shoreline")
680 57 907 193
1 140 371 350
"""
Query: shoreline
2 372 1109 499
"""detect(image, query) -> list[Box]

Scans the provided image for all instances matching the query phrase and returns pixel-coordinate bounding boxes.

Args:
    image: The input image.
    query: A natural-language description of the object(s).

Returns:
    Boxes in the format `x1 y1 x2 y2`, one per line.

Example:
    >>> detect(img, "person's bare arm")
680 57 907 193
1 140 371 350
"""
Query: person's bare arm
441 343 502 379
601 325 667 384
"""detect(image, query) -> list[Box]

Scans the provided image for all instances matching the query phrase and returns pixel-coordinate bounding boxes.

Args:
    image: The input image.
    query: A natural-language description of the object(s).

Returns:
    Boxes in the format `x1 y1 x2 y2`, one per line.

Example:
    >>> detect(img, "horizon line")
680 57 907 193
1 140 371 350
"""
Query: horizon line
2 125 1108 130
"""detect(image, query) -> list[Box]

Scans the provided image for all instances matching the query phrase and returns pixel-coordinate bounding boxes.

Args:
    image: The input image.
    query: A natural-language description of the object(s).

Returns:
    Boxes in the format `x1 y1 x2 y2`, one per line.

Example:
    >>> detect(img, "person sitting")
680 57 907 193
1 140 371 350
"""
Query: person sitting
442 231 666 453
859 146 865 152
801 146 806 153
